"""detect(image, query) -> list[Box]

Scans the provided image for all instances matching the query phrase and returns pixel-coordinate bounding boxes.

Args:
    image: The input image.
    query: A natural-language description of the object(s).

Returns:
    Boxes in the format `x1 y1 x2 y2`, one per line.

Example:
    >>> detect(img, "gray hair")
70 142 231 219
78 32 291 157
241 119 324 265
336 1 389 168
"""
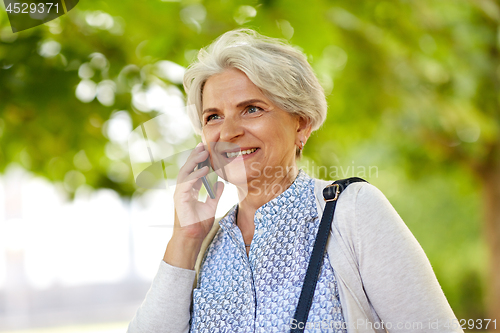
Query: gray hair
183 29 327 137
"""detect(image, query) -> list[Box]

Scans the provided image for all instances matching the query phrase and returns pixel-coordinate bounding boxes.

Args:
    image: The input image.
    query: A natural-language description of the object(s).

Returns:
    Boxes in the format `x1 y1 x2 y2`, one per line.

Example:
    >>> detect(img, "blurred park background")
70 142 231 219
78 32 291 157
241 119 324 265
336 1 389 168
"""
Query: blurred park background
0 0 499 332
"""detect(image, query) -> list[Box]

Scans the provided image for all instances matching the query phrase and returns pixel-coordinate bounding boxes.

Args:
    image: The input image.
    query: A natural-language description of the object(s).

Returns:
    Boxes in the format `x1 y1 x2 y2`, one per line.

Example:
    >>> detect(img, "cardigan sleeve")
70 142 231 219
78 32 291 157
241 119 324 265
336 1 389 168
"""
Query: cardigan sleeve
126 261 195 333
353 183 463 333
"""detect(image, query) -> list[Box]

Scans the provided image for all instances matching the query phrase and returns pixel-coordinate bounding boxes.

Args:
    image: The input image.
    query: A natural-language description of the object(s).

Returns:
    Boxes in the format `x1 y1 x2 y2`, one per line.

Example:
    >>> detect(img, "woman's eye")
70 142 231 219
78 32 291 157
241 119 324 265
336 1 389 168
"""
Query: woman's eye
205 114 220 123
247 105 263 114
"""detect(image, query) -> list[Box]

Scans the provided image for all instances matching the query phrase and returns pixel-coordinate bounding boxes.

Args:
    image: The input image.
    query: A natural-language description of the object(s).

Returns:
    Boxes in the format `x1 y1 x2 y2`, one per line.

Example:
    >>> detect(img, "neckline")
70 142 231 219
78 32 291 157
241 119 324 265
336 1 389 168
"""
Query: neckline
219 169 312 230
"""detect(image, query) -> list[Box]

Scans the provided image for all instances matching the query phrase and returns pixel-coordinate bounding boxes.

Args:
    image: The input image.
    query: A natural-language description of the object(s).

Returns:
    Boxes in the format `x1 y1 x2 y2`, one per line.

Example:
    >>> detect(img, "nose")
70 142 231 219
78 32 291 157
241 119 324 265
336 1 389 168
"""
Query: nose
219 114 244 142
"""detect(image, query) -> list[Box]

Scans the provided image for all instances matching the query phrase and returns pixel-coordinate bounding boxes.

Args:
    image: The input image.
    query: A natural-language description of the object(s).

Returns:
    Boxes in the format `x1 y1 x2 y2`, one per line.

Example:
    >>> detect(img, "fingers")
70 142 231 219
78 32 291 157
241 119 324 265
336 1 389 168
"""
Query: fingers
173 144 224 229
178 144 209 181
174 163 207 196
192 176 202 192
179 165 210 191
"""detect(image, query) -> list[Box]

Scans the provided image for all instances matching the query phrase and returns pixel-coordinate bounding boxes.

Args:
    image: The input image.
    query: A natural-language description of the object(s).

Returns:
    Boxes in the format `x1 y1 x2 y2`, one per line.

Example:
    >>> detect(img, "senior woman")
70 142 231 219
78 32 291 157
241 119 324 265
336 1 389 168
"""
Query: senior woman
128 29 462 333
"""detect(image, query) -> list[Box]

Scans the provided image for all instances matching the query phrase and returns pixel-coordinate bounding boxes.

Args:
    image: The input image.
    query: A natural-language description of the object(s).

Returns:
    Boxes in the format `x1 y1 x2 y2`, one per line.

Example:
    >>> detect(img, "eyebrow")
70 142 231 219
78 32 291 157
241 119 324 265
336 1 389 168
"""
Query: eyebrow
202 99 268 115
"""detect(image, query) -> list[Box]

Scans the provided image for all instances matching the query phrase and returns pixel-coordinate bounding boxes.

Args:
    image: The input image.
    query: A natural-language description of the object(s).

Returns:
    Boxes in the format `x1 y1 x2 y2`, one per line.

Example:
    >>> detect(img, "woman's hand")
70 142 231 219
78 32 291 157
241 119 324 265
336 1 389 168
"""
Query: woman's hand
163 143 224 270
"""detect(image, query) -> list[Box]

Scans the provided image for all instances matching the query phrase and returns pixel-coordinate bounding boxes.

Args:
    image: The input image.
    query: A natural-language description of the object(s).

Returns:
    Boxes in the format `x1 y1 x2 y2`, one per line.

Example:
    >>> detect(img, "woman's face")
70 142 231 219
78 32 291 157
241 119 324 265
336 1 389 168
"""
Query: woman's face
201 68 302 186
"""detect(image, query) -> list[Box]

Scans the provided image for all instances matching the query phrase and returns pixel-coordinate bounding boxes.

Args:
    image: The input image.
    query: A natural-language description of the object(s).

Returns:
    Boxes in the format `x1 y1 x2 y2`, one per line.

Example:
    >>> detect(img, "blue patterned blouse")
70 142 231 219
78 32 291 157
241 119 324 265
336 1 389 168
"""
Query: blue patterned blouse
190 170 347 333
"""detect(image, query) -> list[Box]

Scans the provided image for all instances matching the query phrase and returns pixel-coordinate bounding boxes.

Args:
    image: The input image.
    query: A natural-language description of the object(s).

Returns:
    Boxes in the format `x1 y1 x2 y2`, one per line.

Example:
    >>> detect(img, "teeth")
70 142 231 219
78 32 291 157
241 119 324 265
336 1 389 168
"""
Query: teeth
226 148 257 158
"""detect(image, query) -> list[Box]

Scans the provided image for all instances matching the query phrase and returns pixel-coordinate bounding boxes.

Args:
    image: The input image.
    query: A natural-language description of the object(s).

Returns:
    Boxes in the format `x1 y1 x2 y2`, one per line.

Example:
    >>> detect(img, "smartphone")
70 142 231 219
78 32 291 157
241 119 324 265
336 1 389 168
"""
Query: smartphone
198 156 216 199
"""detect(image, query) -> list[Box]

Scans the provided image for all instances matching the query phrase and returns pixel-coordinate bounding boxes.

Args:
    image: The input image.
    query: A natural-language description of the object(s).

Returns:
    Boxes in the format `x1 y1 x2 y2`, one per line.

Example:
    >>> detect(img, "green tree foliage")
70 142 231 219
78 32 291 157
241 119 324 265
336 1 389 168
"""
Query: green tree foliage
1 0 499 323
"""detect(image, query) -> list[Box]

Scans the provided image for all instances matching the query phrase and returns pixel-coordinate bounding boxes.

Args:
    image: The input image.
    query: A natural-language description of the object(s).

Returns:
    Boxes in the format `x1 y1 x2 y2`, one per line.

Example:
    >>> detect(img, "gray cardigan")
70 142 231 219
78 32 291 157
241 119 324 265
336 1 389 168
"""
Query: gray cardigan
127 181 463 333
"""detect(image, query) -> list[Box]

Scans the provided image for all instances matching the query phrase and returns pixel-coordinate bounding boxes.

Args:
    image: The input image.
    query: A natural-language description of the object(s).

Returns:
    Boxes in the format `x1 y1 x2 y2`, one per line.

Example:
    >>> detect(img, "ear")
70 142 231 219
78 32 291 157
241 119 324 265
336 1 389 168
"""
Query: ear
295 116 312 146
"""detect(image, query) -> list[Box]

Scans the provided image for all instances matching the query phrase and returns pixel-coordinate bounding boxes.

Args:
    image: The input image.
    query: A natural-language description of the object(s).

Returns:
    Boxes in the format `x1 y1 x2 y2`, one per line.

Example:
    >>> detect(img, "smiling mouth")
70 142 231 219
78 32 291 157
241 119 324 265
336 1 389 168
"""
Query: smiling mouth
224 148 258 158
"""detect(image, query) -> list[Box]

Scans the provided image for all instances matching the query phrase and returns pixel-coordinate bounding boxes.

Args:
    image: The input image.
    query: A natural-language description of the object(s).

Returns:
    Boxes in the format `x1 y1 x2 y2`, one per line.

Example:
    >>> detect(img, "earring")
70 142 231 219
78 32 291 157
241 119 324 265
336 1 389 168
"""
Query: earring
300 140 304 150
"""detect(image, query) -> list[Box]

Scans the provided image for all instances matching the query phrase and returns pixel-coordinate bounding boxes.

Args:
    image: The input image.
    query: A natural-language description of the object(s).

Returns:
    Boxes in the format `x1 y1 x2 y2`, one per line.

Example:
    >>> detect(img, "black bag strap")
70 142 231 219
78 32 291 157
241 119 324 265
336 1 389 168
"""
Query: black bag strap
290 177 367 333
